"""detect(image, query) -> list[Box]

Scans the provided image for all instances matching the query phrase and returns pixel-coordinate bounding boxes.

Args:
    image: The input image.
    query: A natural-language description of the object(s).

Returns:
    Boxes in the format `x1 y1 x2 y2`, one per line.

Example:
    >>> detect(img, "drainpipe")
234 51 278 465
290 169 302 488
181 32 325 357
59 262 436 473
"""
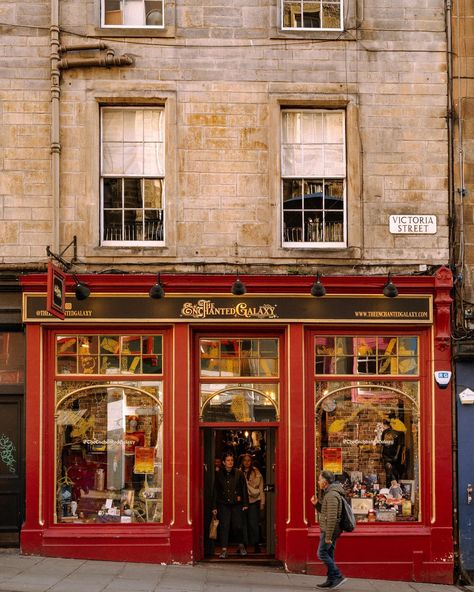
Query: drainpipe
445 0 464 582
50 0 60 253
49 12 133 254
58 50 134 70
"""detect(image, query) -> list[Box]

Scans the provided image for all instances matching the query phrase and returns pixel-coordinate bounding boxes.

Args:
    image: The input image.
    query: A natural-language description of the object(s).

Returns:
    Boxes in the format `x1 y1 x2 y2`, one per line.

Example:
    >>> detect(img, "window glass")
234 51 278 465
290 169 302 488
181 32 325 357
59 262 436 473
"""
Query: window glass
101 107 164 245
315 381 419 523
55 382 163 524
282 0 342 30
103 0 164 28
200 383 279 422
315 336 419 376
281 110 345 247
200 338 279 377
0 332 25 384
56 334 163 376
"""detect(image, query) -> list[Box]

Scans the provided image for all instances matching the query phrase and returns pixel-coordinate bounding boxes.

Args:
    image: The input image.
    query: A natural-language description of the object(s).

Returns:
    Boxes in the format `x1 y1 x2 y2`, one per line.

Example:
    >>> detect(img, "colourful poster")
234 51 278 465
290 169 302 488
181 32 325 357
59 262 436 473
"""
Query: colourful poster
134 447 155 474
322 447 343 474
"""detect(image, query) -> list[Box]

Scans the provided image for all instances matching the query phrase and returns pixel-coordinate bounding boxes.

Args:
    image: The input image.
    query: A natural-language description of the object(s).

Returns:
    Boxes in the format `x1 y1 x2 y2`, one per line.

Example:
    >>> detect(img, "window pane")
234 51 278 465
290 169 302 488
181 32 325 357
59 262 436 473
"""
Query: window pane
303 180 323 209
144 179 163 209
284 210 304 242
325 211 344 242
324 145 345 176
314 336 419 376
304 212 323 242
103 178 122 209
283 179 302 209
103 210 123 241
144 210 164 241
199 338 278 378
103 110 123 142
124 179 142 208
55 384 163 524
201 383 279 422
123 110 143 142
144 142 164 176
301 2 321 28
103 142 124 175
315 381 420 523
325 180 344 209
57 335 163 377
322 2 340 28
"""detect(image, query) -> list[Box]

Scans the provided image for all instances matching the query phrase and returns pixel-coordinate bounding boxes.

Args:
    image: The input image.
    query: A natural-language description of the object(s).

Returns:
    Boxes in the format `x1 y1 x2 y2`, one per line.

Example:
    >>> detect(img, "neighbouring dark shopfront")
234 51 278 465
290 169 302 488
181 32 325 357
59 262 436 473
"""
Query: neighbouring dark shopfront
19 268 454 582
0 284 25 547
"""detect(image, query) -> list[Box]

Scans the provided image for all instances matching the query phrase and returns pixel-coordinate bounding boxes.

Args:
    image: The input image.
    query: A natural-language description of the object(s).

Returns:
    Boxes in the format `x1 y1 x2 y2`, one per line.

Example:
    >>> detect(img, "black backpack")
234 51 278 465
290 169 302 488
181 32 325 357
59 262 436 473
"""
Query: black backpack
338 492 356 532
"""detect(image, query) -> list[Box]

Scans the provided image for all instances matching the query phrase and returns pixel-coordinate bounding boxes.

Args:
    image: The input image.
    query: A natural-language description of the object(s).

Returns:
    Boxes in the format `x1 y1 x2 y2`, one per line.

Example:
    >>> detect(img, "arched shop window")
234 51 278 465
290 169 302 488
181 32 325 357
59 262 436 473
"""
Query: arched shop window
200 385 279 422
55 382 163 525
314 335 420 523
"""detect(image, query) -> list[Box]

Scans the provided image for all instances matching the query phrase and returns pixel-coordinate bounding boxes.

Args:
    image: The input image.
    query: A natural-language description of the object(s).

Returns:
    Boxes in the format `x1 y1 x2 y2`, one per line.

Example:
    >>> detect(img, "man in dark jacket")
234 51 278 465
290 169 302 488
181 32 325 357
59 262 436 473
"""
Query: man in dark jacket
212 453 249 558
311 470 348 589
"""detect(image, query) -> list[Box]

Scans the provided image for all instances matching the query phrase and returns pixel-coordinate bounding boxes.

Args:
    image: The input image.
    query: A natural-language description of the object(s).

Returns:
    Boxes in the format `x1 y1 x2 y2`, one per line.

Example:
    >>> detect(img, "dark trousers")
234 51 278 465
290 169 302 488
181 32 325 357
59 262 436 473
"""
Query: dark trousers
317 532 342 581
243 502 260 545
217 503 244 548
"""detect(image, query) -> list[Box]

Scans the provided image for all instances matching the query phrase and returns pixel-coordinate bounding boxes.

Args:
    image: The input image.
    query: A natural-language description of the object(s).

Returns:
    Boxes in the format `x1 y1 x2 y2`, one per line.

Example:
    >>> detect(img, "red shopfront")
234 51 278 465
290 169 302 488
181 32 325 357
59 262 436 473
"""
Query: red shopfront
20 268 454 583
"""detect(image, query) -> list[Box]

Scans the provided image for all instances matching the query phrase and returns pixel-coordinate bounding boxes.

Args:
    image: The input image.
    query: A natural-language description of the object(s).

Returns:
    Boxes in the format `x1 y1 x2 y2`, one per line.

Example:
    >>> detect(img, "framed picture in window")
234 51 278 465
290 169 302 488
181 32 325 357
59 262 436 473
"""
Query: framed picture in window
350 497 373 515
399 480 415 503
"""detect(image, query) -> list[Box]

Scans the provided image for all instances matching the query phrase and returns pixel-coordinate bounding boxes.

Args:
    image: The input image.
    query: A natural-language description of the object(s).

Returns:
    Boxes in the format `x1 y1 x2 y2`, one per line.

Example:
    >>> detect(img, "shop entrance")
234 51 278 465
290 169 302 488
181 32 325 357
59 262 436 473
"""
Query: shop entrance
202 427 276 561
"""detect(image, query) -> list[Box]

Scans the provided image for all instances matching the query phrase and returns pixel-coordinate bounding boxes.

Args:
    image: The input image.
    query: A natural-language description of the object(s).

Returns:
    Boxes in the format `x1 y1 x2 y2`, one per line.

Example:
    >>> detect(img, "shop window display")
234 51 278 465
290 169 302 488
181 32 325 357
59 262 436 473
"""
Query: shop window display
315 381 419 523
55 382 163 524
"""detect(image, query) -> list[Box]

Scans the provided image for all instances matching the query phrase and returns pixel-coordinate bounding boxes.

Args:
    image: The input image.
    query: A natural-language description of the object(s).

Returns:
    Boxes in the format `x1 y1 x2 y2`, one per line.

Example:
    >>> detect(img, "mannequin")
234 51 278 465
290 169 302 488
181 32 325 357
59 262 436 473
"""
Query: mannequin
381 419 404 487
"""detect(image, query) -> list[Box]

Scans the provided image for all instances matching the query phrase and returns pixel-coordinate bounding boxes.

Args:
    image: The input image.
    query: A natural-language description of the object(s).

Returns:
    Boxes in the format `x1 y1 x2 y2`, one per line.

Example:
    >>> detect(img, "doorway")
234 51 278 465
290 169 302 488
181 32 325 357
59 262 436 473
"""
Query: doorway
202 427 276 561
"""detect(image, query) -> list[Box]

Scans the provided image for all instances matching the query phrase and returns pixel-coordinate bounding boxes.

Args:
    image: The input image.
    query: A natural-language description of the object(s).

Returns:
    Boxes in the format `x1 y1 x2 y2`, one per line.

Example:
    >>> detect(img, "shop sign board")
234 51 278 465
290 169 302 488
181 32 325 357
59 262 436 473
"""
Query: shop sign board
389 215 437 234
23 293 433 324
46 261 66 320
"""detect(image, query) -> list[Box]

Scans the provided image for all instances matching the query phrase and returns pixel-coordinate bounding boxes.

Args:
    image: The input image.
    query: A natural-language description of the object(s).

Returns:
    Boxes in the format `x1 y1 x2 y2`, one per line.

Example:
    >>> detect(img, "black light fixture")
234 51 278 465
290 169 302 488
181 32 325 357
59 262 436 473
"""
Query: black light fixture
383 272 398 298
149 273 165 299
231 274 246 296
310 272 326 297
73 275 90 301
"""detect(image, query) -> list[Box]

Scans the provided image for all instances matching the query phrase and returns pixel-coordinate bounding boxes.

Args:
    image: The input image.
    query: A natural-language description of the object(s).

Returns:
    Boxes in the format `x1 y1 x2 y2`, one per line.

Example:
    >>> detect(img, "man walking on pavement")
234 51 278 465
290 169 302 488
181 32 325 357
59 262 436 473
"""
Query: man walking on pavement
311 470 348 590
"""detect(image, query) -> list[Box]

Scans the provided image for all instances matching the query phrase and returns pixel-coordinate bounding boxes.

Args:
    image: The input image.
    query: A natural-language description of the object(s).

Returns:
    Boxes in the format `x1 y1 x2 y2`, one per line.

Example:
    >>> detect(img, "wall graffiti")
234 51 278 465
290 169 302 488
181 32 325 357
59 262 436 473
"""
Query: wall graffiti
0 434 16 473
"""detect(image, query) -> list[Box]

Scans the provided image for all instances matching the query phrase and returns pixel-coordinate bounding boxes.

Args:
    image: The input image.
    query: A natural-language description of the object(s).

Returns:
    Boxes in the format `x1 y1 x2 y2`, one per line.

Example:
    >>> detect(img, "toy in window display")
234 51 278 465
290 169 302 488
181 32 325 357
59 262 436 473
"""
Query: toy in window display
380 419 405 487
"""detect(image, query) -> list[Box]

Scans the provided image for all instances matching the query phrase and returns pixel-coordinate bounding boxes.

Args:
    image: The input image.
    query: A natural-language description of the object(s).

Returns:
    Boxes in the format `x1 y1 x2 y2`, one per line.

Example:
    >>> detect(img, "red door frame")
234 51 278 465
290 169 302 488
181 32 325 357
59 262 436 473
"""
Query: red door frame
190 325 287 562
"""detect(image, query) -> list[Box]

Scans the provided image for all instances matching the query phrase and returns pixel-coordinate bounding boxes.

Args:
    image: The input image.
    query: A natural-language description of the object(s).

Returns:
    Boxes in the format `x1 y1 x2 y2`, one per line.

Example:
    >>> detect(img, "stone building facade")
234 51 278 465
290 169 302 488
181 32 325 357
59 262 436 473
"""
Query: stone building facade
0 0 449 274
0 0 459 583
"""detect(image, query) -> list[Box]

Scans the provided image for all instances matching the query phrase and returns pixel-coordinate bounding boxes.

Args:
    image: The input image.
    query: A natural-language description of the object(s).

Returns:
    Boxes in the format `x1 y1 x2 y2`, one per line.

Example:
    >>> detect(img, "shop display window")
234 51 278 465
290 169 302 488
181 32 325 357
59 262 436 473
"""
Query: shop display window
315 336 419 376
315 380 420 523
200 338 278 378
55 381 163 524
200 383 279 422
56 334 163 376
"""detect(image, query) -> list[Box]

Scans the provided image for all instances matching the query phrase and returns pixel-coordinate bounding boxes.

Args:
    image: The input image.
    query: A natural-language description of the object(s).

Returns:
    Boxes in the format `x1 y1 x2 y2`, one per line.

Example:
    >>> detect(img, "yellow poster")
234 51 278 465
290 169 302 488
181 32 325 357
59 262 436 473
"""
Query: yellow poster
134 447 155 474
322 447 343 474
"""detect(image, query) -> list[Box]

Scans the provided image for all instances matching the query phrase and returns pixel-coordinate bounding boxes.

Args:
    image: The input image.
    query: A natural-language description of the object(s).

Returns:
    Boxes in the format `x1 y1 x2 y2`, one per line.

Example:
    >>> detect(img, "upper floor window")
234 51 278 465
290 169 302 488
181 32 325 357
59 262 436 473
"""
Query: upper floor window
102 0 164 28
101 107 165 246
281 0 342 30
281 109 346 247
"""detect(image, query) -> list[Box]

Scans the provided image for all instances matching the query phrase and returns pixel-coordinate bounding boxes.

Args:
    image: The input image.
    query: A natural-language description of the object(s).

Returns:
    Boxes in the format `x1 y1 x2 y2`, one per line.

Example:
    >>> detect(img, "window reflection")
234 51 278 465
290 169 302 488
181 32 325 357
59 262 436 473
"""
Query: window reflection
55 383 163 524
315 336 419 376
200 338 279 377
200 384 279 422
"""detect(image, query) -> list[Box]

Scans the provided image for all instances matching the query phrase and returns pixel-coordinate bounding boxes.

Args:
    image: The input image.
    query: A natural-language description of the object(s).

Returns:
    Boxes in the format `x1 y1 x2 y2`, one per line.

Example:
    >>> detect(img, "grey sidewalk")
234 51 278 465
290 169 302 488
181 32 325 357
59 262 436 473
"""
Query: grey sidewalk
0 550 462 592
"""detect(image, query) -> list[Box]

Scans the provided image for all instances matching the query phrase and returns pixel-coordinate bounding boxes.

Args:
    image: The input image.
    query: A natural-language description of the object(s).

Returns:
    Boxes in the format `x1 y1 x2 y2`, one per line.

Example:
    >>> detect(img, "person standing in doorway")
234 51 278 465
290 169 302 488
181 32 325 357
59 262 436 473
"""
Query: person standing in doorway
212 452 249 559
311 470 348 589
239 453 265 553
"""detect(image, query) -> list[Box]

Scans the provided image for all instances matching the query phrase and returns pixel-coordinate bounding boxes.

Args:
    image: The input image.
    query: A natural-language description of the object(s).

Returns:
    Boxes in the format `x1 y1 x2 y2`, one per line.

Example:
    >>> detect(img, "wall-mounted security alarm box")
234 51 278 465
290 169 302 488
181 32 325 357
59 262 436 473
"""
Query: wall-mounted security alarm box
434 370 452 389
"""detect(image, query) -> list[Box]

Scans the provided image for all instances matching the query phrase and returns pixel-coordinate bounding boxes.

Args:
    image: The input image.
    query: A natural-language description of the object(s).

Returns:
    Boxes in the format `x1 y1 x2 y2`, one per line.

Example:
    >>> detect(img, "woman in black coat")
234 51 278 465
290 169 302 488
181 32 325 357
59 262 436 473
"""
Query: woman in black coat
212 453 249 558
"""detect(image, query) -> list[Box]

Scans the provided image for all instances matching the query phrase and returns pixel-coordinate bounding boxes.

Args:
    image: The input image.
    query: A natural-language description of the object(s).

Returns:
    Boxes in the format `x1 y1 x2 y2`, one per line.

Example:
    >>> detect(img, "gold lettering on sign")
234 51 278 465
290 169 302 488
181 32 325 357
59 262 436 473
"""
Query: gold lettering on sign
180 299 278 320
